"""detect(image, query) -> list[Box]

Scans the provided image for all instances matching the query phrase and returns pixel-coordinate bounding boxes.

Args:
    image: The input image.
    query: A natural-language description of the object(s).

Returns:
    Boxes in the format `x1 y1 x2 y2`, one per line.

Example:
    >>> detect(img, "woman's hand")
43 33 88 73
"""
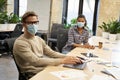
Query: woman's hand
73 43 95 49
61 56 83 64
83 44 95 49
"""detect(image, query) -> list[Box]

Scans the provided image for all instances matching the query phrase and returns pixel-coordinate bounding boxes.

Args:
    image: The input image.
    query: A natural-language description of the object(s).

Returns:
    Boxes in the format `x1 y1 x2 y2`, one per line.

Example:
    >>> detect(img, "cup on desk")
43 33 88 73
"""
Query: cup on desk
98 42 103 49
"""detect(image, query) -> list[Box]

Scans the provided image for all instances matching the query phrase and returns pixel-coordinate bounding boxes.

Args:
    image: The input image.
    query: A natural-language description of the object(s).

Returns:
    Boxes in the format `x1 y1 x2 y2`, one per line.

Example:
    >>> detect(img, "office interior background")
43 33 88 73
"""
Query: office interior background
0 0 120 80
1 0 120 35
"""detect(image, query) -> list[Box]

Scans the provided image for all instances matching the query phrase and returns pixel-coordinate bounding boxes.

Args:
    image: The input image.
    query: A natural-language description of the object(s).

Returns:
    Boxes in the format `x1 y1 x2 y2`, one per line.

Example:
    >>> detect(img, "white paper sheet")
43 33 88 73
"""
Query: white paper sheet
90 75 114 80
105 67 120 79
92 58 111 64
50 69 87 80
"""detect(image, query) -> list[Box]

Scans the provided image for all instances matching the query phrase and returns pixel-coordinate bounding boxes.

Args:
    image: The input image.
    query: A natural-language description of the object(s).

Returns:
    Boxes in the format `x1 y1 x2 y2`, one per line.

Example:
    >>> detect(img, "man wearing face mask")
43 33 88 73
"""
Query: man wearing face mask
62 14 95 54
13 11 82 79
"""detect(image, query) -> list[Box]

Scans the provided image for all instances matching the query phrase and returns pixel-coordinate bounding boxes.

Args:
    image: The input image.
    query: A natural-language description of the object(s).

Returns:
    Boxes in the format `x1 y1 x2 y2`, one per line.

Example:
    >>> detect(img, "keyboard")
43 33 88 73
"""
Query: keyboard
63 62 87 70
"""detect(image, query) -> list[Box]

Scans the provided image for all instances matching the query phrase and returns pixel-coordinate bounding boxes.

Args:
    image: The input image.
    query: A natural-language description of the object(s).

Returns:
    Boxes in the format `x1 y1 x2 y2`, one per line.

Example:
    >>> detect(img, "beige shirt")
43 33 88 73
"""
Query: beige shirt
13 34 66 74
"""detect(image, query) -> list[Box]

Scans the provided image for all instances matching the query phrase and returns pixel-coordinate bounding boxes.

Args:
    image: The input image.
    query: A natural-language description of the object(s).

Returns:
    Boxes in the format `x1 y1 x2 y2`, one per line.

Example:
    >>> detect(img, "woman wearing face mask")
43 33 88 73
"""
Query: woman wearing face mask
62 14 95 54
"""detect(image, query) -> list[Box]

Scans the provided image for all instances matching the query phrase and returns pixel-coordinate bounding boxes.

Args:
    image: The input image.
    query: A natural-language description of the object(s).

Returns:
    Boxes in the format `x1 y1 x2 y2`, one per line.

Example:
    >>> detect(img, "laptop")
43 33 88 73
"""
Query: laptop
81 53 98 58
63 62 87 70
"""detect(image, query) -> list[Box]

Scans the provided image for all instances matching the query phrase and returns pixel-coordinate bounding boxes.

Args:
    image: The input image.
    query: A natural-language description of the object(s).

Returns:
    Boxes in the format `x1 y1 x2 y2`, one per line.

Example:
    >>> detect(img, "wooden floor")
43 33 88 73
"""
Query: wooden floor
0 53 18 80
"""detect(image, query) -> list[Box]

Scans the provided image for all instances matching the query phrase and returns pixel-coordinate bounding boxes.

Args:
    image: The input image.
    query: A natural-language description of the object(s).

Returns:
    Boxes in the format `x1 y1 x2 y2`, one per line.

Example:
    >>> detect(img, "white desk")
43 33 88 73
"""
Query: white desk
29 36 120 80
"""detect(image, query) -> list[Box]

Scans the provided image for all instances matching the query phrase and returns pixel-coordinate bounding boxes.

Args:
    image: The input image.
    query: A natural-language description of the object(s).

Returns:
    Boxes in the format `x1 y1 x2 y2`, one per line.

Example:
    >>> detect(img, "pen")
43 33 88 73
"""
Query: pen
101 71 117 80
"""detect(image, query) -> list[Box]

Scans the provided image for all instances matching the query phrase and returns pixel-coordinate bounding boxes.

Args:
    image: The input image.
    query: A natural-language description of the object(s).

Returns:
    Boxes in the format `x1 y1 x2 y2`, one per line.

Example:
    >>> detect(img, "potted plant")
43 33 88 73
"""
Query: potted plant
108 20 120 41
117 25 120 40
0 0 21 30
0 0 7 12
0 12 9 23
70 18 77 26
8 13 21 23
7 13 21 30
64 18 77 29
108 20 120 34
0 12 21 30
99 22 110 39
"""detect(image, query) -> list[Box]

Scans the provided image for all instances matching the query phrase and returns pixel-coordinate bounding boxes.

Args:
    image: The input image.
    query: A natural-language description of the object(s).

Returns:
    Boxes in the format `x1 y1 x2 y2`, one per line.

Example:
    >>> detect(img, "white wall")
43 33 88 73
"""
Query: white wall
49 0 63 31
27 0 51 30
51 0 63 24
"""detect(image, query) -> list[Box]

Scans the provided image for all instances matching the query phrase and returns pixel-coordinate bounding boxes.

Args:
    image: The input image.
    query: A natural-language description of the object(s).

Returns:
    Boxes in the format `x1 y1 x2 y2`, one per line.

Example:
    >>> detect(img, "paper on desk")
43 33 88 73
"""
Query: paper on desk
105 67 120 79
50 69 87 80
90 75 114 80
92 58 111 64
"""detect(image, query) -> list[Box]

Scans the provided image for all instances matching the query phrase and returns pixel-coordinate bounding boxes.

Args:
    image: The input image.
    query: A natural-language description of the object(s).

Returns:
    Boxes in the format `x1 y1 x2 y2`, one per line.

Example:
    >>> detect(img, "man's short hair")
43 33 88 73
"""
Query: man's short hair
22 11 38 23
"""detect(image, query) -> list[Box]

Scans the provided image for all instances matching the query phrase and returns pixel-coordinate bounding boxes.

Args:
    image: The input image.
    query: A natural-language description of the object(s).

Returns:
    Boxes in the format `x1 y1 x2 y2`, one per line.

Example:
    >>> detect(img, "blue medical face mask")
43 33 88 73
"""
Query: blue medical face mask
27 24 38 35
77 22 85 28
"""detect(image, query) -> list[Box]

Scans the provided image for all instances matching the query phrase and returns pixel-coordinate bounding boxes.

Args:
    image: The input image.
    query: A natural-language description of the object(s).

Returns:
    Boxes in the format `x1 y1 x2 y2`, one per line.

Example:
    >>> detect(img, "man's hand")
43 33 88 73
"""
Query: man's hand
61 56 83 64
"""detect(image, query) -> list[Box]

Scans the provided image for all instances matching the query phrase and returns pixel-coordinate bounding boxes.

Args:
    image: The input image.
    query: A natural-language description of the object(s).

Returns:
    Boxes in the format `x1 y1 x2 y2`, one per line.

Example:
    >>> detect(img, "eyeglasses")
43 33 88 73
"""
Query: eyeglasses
25 21 39 25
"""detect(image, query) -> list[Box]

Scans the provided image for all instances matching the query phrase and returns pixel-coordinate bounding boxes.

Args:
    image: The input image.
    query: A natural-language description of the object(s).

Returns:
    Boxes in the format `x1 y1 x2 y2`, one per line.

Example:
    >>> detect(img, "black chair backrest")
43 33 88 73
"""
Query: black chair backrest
4 38 17 52
10 23 23 38
50 23 64 38
4 38 28 80
57 29 69 52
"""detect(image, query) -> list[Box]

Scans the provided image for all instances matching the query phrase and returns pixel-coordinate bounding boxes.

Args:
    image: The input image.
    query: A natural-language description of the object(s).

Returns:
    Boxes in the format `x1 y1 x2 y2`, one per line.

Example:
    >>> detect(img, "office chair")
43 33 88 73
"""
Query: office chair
10 23 23 38
48 23 64 50
0 40 6 53
0 34 9 53
0 23 23 39
0 33 9 40
56 29 69 52
0 23 23 54
4 38 29 80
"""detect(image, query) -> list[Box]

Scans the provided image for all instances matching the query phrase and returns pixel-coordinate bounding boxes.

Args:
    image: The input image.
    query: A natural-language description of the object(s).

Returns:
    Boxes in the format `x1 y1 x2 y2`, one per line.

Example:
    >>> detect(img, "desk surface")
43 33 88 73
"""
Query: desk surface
29 36 120 80
0 30 14 32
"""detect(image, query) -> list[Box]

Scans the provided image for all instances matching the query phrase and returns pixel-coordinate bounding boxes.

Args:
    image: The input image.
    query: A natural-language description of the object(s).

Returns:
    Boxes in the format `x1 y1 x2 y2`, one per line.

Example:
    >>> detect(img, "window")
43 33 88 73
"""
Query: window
14 0 27 16
83 0 95 30
62 0 99 35
19 0 27 16
67 0 79 24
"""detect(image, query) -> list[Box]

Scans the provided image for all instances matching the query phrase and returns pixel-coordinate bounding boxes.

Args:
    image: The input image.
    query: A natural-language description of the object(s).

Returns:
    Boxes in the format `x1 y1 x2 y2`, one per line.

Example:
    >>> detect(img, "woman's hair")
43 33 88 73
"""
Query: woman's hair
21 11 38 23
77 14 87 26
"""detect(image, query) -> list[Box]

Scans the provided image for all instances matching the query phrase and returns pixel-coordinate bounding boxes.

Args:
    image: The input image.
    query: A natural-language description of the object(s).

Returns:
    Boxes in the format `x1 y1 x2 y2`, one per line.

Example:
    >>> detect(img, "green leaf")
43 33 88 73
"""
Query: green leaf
0 12 21 24
0 0 7 12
